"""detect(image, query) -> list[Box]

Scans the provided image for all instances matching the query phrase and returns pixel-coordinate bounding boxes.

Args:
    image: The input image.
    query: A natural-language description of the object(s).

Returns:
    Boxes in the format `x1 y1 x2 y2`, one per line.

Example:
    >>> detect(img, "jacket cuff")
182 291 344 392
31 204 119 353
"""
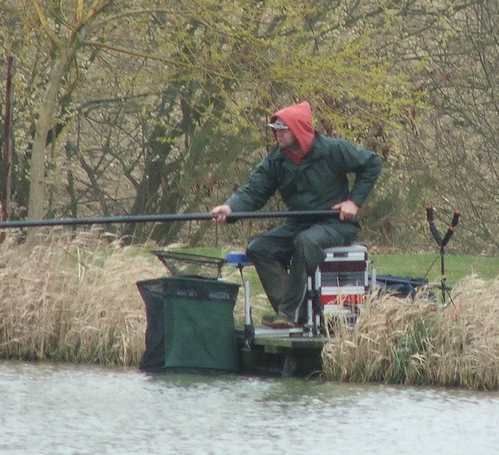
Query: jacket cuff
224 195 250 222
349 194 364 208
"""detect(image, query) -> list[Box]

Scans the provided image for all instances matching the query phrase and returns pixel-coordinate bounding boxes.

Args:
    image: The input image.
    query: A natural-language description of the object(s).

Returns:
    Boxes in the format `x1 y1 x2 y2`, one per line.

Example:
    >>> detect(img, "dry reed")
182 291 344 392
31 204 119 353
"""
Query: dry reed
0 231 255 367
0 230 165 366
2 232 498 390
322 276 499 390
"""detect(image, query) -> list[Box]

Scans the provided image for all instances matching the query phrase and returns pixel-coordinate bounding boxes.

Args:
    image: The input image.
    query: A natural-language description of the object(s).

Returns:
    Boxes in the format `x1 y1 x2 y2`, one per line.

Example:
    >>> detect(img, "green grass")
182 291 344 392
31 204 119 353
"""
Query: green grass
167 247 498 326
169 245 226 257
170 246 498 284
370 253 499 284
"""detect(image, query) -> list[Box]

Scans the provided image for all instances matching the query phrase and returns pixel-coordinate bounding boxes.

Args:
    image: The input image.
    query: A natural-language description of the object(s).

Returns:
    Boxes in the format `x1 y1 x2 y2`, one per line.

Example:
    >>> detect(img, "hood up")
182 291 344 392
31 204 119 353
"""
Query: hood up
271 101 315 163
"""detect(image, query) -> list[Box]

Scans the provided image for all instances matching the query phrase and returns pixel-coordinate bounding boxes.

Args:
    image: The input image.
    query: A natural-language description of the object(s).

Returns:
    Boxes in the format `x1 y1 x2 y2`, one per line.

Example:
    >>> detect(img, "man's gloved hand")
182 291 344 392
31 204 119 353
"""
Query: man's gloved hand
211 204 232 223
332 200 359 221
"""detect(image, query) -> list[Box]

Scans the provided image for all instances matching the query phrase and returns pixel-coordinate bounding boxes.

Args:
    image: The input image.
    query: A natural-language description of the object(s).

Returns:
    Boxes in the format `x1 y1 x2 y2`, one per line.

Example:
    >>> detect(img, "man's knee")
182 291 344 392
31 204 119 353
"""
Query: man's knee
294 227 345 252
294 230 341 252
246 236 268 259
293 229 343 272
293 232 324 267
293 231 315 253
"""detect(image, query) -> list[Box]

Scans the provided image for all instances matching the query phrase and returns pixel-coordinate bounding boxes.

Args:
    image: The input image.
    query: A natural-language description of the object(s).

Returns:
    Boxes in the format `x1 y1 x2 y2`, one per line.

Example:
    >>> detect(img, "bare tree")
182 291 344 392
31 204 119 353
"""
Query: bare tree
405 0 499 251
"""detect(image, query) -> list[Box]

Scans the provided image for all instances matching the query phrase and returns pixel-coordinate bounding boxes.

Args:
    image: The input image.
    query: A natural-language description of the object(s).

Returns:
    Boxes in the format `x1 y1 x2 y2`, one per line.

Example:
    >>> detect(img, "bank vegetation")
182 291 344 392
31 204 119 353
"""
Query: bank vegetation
322 279 499 391
0 234 497 390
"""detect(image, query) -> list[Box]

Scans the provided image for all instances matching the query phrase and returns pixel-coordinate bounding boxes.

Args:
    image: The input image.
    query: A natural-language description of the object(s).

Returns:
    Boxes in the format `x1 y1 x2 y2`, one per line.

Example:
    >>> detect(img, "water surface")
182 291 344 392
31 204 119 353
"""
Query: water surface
1 361 498 455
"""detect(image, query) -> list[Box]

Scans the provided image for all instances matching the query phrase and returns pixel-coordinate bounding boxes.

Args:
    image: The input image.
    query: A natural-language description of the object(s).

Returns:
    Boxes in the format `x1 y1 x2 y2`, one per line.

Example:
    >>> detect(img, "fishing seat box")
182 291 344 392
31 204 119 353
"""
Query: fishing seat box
315 244 369 314
137 276 240 372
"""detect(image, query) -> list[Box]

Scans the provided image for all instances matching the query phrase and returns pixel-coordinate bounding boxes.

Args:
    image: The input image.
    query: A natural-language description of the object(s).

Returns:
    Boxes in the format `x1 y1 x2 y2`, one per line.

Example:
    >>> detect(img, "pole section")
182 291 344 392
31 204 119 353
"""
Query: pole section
0 209 340 230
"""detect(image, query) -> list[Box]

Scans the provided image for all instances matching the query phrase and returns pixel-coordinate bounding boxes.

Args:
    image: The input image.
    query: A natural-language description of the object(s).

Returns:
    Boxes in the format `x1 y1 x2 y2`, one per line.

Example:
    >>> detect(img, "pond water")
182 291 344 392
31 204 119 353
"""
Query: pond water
1 361 498 455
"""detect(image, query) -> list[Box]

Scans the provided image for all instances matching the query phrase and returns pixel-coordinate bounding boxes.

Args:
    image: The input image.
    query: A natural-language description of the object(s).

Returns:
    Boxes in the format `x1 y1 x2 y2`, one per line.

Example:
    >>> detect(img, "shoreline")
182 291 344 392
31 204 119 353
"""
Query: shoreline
1 233 498 390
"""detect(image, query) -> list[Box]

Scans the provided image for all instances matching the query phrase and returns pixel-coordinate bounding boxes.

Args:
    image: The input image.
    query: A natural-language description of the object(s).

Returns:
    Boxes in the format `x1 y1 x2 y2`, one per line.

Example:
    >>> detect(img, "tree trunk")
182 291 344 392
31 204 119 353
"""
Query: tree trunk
0 56 14 243
28 45 75 220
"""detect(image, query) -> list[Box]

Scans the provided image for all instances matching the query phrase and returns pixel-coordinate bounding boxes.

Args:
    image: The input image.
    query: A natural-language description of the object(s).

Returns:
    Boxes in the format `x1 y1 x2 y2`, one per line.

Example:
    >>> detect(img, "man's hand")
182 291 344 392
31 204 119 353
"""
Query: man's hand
332 200 359 221
211 204 232 224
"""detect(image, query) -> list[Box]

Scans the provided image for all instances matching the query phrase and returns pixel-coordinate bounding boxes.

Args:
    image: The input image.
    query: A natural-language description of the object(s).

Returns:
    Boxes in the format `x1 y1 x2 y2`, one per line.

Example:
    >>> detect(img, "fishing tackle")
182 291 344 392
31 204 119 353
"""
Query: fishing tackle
0 209 339 230
426 206 460 304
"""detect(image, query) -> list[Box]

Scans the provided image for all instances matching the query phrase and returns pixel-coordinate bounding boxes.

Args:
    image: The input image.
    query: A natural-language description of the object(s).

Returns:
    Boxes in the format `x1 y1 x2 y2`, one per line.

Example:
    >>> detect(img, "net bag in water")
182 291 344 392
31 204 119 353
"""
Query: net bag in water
137 275 239 372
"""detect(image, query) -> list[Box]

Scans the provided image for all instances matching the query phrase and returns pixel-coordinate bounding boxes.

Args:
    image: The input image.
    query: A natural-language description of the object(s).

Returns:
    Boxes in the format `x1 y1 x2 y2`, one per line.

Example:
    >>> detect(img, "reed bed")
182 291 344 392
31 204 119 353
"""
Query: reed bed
322 277 499 390
2 232 498 390
0 232 258 367
0 230 164 366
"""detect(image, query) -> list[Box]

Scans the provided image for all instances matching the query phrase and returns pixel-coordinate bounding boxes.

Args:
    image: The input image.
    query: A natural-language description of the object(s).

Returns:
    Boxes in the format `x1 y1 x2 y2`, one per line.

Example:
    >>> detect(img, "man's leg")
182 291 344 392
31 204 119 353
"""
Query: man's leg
279 220 360 323
246 223 303 313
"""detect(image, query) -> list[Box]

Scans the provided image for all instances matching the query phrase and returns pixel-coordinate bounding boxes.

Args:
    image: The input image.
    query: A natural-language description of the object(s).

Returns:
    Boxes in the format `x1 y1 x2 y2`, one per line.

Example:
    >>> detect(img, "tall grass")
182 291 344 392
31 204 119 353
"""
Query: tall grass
1 232 498 390
0 230 164 366
322 277 499 390
0 232 266 366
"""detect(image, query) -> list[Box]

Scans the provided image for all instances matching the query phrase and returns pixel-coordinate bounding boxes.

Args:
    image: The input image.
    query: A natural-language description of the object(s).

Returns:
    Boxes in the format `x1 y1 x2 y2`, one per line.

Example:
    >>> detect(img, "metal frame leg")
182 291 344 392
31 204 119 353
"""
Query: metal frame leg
241 268 254 348
304 276 314 337
304 274 323 337
310 274 323 336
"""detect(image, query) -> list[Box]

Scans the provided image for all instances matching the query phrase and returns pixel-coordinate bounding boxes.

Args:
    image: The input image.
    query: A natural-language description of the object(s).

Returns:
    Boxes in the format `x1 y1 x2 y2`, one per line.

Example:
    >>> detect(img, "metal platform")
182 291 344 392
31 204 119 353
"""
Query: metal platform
252 327 327 350
226 248 356 377
236 327 328 377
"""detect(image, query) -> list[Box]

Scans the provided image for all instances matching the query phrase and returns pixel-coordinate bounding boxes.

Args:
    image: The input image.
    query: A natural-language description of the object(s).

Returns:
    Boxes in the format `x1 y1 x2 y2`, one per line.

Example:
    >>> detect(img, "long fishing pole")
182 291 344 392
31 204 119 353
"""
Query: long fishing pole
0 209 340 230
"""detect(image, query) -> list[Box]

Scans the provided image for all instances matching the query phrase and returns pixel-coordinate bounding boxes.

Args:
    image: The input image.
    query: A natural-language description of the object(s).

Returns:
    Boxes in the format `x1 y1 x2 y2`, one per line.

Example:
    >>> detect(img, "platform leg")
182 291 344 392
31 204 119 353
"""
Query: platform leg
304 276 314 337
243 279 254 348
312 275 324 336
281 353 298 377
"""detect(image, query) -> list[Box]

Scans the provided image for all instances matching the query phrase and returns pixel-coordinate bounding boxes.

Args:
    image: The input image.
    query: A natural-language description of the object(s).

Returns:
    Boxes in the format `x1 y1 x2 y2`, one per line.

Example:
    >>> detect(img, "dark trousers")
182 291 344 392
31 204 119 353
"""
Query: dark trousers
246 220 360 322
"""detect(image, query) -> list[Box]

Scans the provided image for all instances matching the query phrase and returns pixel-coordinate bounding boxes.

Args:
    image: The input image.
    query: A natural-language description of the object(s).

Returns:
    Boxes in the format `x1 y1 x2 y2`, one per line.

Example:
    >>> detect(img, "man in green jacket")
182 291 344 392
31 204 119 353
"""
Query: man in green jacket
212 101 382 328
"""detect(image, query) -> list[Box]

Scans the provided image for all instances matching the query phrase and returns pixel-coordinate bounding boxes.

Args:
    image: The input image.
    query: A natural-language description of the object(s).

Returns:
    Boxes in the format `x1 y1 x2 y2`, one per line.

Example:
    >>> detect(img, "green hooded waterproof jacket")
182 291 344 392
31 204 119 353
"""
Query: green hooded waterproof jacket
226 133 382 214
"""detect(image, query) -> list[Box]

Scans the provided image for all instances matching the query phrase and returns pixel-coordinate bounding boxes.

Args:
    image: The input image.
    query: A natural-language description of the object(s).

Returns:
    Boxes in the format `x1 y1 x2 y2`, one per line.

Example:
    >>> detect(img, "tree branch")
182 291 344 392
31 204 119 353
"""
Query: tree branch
30 0 62 48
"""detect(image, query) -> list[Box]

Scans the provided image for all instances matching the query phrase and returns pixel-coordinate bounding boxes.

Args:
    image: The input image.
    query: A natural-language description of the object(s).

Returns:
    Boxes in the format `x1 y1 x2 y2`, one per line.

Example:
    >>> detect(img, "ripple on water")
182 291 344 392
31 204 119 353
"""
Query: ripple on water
1 361 498 455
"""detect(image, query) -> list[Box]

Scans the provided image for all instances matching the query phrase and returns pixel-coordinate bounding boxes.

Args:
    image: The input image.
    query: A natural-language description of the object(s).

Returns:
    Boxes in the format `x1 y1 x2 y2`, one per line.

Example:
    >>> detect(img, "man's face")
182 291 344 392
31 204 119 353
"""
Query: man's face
274 128 297 149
